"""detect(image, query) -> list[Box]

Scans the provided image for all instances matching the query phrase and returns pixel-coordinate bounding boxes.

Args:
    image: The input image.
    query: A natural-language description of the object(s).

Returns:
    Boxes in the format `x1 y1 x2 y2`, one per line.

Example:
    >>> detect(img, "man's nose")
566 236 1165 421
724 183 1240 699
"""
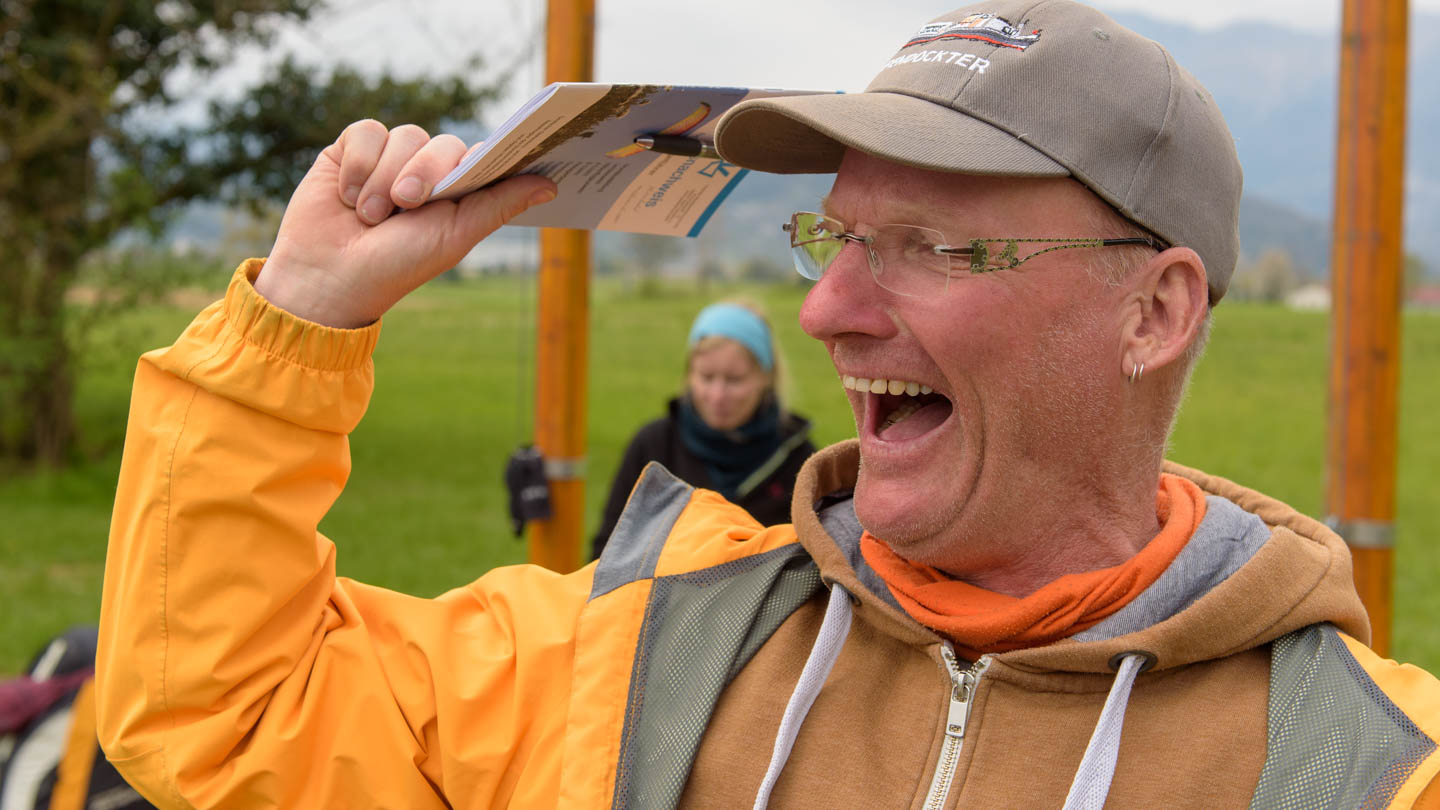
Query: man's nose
798 243 899 343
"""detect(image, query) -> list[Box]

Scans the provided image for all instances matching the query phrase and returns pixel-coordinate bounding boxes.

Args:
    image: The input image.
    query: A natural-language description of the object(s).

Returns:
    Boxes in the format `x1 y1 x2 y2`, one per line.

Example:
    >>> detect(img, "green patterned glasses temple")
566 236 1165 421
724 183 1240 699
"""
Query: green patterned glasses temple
781 211 1168 297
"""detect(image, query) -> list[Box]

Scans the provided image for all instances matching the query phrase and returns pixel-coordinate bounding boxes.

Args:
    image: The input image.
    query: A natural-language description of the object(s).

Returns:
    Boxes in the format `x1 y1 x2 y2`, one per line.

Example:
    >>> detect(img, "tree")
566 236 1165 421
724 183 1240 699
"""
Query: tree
1404 253 1431 298
0 1 505 467
1231 249 1302 303
696 258 725 294
624 233 683 297
740 255 787 283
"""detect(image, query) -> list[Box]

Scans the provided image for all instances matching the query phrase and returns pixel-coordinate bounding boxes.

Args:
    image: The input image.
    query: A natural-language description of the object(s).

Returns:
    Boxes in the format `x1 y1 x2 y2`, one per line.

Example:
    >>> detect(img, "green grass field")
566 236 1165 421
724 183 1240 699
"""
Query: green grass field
2 274 1437 676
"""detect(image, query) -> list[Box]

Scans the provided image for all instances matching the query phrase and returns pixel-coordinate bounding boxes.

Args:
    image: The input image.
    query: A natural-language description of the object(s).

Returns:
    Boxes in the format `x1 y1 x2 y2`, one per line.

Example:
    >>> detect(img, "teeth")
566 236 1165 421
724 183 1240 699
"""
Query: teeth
841 375 934 397
880 400 923 431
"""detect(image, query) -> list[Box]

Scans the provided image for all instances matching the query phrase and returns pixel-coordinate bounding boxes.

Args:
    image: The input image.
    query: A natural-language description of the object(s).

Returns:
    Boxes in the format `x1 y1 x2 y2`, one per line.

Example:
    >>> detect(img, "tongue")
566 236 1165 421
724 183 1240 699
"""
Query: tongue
877 400 951 442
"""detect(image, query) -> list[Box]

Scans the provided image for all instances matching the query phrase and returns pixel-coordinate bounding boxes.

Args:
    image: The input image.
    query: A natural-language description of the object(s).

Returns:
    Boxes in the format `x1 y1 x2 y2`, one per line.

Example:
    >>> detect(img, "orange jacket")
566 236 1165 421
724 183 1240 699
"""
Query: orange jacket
98 262 1440 808
97 262 811 808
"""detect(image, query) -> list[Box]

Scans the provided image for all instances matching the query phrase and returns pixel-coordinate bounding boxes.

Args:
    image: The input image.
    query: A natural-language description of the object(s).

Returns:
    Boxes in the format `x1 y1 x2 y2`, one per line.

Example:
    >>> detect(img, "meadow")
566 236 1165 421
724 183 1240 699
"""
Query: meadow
2 272 1437 676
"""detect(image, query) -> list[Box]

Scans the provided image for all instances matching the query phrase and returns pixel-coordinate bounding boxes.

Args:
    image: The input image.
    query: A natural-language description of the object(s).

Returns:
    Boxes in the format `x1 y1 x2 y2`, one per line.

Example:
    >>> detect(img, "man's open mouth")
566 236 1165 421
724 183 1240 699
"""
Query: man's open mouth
842 375 954 441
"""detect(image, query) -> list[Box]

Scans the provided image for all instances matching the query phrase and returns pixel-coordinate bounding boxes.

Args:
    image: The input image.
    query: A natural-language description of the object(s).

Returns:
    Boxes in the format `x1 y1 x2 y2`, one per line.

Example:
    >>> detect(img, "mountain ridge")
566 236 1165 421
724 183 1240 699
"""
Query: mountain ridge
169 8 1438 278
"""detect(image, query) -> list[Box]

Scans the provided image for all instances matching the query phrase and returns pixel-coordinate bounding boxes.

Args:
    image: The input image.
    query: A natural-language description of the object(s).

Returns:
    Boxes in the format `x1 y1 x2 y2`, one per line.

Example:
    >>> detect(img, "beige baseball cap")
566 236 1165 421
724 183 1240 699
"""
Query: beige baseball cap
713 0 1243 302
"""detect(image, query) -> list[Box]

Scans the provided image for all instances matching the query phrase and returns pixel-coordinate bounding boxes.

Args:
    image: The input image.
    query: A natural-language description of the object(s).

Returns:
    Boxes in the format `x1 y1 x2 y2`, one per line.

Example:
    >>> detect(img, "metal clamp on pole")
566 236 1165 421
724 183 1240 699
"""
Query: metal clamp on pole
1325 517 1396 549
544 456 587 481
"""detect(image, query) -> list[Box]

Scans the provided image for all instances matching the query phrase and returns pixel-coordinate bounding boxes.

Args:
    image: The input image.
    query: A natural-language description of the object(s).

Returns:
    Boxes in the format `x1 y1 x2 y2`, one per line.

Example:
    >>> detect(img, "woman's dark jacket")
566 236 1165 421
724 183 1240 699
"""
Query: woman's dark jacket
591 398 815 559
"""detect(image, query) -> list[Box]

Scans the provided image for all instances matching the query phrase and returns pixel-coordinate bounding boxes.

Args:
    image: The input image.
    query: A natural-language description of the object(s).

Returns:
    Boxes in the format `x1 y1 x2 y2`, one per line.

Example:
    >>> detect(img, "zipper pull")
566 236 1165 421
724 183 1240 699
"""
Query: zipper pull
940 643 983 739
945 675 975 738
923 644 991 810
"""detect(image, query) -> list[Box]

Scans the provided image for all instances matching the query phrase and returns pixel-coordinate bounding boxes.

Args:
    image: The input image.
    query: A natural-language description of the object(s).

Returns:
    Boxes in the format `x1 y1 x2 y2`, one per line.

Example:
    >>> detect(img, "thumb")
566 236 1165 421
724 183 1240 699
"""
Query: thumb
451 174 558 244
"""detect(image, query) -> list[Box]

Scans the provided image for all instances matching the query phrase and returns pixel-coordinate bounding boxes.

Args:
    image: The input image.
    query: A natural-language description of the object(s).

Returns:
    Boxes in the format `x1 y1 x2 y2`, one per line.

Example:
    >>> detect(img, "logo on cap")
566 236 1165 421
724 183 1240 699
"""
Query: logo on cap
906 13 1041 51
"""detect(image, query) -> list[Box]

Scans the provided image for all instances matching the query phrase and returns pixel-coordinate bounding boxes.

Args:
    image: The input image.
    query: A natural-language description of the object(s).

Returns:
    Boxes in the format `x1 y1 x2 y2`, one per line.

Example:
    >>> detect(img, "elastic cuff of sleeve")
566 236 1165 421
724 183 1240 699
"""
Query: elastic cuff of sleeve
223 259 381 371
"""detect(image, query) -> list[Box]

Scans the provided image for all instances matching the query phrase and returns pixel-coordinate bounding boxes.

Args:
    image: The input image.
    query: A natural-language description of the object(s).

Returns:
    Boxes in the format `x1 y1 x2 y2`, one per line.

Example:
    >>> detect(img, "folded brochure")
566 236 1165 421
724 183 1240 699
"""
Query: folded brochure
431 83 826 237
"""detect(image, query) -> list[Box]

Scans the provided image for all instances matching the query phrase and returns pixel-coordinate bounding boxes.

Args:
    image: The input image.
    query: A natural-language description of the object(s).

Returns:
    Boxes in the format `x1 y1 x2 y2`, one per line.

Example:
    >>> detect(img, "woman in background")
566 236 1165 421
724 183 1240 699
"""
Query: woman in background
591 301 816 559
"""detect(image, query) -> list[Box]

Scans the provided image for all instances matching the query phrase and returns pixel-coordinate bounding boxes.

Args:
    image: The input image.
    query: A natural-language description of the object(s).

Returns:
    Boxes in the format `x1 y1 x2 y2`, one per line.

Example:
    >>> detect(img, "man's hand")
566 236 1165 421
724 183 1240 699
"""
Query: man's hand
256 120 557 328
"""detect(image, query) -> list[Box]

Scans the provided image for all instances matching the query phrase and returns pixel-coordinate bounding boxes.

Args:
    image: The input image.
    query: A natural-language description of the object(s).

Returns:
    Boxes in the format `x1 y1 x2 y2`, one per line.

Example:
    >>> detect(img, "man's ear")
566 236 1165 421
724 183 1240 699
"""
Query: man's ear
1120 247 1208 376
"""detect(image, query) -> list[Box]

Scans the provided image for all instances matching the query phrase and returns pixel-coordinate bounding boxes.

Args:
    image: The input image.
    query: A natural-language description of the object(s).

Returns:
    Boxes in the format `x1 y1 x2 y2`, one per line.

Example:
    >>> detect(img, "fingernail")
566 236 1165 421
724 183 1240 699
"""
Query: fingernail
395 176 423 203
360 195 390 223
343 185 361 206
528 188 557 206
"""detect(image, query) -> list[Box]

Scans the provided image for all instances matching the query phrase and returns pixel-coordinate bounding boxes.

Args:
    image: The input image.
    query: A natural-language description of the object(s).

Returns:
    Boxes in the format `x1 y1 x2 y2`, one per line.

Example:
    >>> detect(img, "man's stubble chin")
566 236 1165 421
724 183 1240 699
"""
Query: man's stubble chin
851 453 989 569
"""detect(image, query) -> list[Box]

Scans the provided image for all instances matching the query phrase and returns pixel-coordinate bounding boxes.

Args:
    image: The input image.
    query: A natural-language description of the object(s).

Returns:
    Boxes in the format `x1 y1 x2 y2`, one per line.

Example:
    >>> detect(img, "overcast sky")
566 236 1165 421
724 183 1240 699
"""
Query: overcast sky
1093 0 1439 28
272 0 1440 112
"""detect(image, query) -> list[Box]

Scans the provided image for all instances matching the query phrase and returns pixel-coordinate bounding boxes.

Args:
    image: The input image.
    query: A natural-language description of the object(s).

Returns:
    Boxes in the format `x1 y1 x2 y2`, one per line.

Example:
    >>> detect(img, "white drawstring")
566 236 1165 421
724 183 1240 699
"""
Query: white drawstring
1061 653 1148 810
751 589 1145 810
752 583 853 810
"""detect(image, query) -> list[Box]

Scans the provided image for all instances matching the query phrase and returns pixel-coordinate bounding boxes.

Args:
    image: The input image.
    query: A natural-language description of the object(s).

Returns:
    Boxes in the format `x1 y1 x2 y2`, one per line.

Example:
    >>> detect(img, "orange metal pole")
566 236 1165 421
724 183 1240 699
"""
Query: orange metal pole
529 0 595 572
1327 0 1408 656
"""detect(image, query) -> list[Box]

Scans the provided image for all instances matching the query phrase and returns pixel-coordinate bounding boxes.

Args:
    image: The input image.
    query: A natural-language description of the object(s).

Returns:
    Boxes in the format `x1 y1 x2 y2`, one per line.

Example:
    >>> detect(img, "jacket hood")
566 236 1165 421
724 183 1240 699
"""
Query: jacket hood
789 440 1370 673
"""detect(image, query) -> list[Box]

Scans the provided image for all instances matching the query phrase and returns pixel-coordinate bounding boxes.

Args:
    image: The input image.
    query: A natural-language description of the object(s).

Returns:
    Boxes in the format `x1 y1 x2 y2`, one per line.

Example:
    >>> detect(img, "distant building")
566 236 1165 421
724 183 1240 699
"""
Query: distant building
459 236 541 275
1286 284 1332 311
1408 285 1440 310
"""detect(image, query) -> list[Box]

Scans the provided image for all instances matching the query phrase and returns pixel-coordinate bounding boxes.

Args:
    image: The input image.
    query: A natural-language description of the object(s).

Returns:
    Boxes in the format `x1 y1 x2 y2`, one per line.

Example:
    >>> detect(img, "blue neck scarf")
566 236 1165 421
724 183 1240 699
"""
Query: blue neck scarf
677 395 783 500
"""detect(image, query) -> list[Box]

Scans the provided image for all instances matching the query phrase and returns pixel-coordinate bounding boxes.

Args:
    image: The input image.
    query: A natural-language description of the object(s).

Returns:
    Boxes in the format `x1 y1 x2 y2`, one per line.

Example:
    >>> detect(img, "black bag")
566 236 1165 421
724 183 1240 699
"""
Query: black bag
0 625 153 810
504 445 553 536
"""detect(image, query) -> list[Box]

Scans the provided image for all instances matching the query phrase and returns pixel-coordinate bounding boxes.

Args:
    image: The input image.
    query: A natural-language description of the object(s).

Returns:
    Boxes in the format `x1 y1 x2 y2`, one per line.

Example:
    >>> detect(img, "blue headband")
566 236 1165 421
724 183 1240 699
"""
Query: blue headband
687 303 773 371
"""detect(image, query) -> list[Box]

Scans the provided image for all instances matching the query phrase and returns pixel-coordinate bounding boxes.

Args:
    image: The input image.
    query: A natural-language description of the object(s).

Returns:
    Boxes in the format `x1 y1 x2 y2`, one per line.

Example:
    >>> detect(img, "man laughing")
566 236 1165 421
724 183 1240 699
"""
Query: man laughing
97 1 1440 807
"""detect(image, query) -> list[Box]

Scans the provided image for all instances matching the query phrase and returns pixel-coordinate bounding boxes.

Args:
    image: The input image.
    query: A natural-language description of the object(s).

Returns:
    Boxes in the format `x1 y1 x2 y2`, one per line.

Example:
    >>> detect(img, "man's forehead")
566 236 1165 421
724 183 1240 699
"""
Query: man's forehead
822 155 967 226
822 152 1085 233
818 192 943 226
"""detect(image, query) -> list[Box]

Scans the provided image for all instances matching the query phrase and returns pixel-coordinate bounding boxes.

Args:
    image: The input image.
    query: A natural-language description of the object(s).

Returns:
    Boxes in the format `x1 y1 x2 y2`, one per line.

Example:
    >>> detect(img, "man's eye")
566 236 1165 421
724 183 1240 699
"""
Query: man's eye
899 231 935 257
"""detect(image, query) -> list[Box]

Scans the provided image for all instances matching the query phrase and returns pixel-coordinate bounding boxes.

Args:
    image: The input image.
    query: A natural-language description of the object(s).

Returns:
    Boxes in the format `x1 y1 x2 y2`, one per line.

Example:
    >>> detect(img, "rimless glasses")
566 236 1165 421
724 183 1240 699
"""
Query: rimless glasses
782 211 1168 297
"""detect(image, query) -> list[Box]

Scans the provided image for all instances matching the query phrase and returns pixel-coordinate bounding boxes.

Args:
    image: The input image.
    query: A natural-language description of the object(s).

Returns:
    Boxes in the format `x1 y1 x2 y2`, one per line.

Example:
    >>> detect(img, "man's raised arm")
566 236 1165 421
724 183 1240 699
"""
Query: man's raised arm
95 122 565 808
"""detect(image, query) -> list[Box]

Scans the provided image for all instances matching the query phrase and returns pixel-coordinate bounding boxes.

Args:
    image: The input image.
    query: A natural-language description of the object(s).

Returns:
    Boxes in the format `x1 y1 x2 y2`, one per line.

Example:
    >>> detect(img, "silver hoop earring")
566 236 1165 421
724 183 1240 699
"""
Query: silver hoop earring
1129 362 1145 385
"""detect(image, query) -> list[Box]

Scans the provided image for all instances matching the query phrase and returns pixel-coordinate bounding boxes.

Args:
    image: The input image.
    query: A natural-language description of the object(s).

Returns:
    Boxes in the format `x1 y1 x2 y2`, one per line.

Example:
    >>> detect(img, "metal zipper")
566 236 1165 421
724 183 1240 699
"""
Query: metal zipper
922 643 990 810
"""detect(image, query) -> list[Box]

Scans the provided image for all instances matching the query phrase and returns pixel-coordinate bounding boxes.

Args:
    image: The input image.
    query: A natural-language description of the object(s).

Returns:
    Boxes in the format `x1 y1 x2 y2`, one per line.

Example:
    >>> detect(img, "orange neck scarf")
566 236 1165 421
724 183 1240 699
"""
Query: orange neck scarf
860 474 1206 661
